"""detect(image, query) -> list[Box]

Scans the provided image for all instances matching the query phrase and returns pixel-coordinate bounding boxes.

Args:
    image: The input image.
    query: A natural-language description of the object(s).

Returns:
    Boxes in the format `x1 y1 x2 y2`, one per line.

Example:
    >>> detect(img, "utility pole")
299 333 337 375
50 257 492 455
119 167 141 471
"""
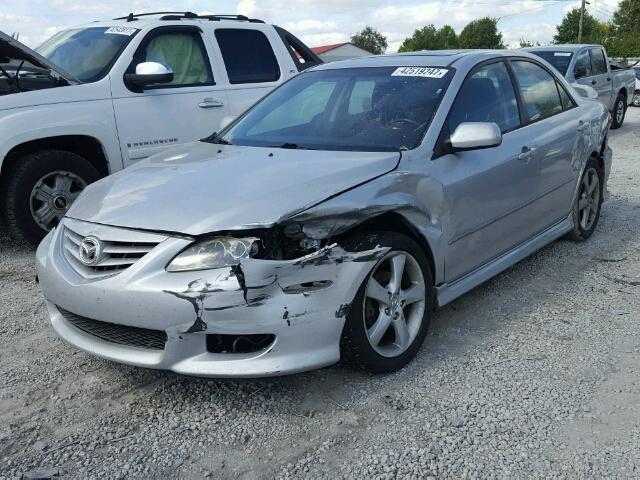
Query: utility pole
578 0 586 43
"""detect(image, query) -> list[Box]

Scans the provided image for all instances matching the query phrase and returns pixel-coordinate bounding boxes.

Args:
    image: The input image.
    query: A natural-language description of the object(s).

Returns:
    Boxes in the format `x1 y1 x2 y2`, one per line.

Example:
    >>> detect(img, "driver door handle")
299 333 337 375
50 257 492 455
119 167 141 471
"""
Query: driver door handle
518 146 536 163
199 98 224 108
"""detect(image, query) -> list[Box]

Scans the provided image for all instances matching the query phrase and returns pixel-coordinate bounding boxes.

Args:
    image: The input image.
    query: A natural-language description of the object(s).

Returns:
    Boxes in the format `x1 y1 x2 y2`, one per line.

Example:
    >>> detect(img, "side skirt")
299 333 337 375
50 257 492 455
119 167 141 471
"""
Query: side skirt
436 215 574 307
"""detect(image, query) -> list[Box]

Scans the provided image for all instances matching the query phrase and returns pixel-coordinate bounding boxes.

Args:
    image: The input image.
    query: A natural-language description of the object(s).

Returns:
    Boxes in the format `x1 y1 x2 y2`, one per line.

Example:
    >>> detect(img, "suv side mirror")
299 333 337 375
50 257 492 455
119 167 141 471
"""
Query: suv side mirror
125 62 174 89
449 122 502 151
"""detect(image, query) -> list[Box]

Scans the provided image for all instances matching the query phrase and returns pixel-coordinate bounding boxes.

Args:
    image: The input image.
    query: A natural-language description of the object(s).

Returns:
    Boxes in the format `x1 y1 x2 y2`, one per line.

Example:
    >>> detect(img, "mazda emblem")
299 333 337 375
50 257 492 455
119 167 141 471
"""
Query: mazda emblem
79 236 101 266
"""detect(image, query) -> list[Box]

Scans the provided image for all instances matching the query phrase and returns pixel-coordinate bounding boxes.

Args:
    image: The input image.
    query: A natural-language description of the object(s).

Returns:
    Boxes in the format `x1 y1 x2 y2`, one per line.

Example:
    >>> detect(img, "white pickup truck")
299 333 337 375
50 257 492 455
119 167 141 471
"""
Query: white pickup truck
0 12 321 244
525 44 636 129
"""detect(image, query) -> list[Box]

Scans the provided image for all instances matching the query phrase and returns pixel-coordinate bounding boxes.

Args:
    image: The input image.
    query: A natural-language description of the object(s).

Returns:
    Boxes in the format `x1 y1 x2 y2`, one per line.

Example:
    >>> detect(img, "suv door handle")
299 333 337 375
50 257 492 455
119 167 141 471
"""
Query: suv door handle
198 98 224 108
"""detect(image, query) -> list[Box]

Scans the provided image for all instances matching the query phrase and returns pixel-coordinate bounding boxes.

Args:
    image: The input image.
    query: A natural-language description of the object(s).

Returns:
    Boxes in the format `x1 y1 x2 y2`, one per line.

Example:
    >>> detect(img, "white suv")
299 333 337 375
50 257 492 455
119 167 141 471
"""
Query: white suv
0 12 321 244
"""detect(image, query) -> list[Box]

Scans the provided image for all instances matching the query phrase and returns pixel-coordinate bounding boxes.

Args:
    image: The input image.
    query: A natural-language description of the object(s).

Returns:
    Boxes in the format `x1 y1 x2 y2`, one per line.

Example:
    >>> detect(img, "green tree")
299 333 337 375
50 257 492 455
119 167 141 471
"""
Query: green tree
607 0 640 57
518 38 540 48
351 26 388 55
553 8 609 44
458 17 505 49
398 24 458 52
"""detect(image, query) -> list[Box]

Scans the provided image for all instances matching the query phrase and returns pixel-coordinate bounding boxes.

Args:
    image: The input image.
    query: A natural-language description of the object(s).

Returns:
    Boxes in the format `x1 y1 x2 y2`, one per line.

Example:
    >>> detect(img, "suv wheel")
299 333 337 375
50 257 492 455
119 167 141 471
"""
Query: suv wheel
3 150 101 245
568 157 603 241
340 232 434 373
611 93 626 129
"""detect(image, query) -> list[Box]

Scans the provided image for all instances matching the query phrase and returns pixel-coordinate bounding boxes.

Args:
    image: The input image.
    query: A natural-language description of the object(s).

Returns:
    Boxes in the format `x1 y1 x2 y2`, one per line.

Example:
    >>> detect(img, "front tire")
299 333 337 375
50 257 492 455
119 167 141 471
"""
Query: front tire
568 157 603 241
3 150 101 246
610 93 626 129
340 232 434 373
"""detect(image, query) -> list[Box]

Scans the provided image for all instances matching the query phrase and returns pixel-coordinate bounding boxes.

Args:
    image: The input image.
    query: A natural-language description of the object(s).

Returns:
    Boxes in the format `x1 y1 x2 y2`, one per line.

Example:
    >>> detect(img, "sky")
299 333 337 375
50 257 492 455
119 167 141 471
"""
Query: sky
0 0 622 51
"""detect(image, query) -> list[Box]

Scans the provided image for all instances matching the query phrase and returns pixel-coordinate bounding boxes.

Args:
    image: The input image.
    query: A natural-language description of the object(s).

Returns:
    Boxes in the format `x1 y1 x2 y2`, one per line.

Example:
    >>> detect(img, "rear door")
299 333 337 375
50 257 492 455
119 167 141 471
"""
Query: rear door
589 47 613 109
432 60 539 282
510 59 585 228
206 25 294 120
111 25 230 164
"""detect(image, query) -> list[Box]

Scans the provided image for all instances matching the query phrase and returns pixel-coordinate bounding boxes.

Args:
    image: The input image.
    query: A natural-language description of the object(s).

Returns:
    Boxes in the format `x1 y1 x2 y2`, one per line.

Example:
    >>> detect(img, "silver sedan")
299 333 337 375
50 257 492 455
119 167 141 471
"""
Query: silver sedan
36 50 612 377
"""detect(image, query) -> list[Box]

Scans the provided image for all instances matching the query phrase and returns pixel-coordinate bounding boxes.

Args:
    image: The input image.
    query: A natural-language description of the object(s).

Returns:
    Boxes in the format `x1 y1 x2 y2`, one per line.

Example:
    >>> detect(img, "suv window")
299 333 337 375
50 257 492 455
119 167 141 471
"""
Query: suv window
142 31 213 87
448 61 520 134
590 48 607 75
511 60 563 122
574 50 592 79
215 29 280 84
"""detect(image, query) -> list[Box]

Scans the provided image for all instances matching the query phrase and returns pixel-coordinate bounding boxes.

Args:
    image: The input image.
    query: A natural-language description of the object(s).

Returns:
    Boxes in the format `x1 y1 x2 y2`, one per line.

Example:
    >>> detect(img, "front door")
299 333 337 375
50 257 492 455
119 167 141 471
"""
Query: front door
111 26 230 165
430 60 539 282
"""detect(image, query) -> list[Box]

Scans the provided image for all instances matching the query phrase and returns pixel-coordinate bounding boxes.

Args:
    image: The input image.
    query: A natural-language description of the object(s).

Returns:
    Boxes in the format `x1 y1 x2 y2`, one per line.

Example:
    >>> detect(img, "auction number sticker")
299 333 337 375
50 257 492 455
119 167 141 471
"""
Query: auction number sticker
554 52 572 56
392 67 449 78
105 27 138 36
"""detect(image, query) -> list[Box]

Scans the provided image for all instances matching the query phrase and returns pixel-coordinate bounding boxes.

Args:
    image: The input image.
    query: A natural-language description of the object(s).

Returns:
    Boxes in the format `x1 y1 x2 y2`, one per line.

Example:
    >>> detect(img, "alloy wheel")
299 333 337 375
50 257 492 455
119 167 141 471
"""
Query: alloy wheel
578 167 600 231
362 251 426 358
30 171 86 231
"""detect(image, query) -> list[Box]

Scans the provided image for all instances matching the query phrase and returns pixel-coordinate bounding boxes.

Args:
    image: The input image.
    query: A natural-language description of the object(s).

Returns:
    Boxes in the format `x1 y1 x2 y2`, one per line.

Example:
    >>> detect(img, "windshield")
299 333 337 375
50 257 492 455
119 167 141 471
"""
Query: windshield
219 66 453 152
529 51 573 76
36 27 139 82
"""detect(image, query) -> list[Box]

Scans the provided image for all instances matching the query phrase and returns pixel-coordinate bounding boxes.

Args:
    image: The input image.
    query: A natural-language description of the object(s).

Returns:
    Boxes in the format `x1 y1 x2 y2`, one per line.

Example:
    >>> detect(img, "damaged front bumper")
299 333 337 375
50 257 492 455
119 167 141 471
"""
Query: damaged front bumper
36 219 383 377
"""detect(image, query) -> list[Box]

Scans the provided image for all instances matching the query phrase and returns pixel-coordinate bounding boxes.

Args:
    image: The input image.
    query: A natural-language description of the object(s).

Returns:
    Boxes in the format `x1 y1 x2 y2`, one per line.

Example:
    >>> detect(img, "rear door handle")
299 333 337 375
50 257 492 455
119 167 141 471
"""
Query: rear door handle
518 146 536 163
198 98 224 108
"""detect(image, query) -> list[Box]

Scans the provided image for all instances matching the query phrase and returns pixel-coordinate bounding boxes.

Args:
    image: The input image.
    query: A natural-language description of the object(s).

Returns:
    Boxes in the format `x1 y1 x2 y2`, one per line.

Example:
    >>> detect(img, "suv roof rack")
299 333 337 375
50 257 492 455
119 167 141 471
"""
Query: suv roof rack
114 12 265 23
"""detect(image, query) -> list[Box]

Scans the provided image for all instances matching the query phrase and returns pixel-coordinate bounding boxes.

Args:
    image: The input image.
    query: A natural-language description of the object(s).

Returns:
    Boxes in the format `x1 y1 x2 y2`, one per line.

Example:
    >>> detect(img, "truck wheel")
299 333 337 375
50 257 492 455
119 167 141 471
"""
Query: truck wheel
3 150 101 246
610 93 626 129
632 90 640 108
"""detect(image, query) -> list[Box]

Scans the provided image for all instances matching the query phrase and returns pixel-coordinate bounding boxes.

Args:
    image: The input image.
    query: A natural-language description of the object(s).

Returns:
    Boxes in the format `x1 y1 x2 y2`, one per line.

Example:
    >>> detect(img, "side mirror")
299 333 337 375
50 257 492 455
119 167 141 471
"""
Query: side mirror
125 62 174 90
449 122 502 151
571 82 598 100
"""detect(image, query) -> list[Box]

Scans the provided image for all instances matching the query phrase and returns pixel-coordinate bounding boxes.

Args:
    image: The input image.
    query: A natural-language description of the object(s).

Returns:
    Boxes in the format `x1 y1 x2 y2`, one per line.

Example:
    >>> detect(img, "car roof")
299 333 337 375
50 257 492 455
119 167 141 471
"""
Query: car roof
311 49 539 71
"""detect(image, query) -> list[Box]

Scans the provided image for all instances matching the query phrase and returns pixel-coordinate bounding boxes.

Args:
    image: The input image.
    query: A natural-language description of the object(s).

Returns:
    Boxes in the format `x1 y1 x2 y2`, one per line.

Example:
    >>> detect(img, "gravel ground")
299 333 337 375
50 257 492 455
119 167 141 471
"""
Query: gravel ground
1 108 639 479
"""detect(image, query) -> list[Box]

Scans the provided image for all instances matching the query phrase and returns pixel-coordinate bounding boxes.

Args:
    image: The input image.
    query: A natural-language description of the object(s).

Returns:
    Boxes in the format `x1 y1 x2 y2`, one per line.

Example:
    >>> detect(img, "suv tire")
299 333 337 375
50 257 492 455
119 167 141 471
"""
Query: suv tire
3 150 101 246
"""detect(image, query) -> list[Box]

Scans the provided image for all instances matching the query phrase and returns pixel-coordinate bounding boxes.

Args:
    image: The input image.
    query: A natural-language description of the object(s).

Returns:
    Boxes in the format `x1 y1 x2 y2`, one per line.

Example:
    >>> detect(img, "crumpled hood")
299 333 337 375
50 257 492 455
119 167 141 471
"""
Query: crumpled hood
67 142 400 236
0 30 77 83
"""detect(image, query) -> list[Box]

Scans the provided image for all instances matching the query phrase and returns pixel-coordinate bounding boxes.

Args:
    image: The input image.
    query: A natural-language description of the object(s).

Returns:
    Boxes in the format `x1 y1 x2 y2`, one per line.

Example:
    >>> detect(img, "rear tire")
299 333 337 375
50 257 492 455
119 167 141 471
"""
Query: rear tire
340 231 434 373
610 93 626 129
568 156 603 241
3 150 101 246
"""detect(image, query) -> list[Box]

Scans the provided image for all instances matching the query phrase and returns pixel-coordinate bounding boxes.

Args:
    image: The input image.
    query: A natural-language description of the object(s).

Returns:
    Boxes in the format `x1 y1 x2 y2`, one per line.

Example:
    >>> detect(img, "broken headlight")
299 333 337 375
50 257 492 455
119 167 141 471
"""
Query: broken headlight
167 237 260 272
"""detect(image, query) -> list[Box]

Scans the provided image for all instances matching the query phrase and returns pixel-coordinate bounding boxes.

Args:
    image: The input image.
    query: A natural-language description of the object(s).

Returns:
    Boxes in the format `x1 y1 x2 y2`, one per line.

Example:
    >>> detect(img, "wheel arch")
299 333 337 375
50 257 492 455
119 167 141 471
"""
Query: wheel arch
339 211 437 287
1 135 110 185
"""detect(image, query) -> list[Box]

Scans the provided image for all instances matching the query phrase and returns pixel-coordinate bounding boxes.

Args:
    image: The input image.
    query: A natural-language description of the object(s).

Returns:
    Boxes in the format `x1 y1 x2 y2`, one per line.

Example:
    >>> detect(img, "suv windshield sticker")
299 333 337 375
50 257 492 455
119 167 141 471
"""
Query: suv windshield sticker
554 52 572 56
391 67 448 78
105 27 138 36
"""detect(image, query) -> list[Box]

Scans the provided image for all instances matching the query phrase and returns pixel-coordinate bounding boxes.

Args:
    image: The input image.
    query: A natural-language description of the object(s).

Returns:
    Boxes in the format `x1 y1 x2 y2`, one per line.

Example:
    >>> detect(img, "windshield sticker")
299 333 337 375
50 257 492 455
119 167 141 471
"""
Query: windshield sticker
554 52 572 56
392 67 448 78
105 27 138 36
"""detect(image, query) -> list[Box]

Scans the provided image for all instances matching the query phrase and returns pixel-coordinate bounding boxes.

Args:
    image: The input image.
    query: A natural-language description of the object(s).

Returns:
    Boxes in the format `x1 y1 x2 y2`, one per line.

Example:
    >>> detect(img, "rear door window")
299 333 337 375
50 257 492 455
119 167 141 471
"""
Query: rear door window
590 48 607 75
574 50 592 79
215 29 280 84
511 60 563 122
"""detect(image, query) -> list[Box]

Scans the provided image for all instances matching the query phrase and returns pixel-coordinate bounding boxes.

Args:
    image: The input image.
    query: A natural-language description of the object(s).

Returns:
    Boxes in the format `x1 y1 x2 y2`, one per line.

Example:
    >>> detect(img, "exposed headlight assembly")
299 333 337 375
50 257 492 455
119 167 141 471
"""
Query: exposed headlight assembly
167 237 260 272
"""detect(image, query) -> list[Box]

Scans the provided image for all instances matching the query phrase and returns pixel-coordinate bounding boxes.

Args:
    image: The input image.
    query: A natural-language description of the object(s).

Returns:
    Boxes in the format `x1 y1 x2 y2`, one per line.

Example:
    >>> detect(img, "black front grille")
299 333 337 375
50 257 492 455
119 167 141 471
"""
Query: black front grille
58 307 167 350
